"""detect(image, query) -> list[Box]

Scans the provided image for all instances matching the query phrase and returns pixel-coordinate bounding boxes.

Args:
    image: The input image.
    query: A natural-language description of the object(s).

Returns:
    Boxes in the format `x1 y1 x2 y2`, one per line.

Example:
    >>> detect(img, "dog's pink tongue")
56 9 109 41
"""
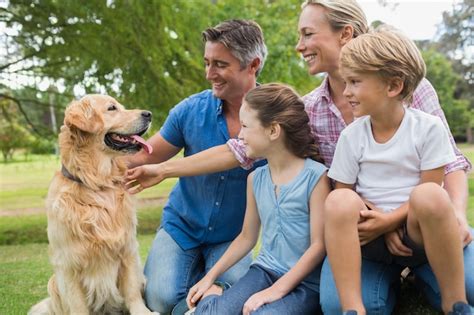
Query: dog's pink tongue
131 135 153 154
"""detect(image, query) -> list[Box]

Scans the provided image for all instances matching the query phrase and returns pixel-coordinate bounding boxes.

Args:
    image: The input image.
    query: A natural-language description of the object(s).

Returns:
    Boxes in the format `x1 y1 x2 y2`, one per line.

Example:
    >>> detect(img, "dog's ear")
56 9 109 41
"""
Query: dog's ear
64 97 104 133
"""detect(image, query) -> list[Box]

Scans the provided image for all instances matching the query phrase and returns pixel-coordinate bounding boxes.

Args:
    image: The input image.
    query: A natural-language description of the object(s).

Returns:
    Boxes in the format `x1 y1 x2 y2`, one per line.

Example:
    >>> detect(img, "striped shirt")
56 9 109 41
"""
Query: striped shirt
227 77 471 173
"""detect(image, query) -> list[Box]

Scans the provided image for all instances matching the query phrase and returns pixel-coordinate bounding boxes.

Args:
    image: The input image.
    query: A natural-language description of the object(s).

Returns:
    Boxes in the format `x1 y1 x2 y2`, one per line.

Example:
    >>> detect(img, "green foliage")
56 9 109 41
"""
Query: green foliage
422 49 471 139
1 0 320 131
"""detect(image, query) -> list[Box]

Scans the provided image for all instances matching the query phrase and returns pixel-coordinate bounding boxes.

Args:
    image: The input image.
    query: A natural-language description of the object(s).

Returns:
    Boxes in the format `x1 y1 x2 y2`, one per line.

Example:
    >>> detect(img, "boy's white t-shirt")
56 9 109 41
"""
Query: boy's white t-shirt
328 108 456 212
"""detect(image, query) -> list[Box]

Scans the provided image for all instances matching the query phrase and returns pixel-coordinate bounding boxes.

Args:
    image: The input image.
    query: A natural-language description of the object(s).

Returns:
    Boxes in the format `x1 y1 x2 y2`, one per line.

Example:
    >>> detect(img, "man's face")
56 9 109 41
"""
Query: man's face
204 41 255 105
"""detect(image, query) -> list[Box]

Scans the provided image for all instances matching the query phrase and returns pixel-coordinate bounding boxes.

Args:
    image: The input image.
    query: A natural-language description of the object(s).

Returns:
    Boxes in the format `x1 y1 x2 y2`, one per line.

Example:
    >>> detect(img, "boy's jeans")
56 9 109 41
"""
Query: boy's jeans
320 228 474 314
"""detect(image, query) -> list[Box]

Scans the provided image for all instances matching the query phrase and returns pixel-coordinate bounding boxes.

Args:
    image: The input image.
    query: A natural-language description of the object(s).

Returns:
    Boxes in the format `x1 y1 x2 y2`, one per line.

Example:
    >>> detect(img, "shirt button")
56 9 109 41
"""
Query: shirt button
215 202 219 206
220 176 225 180
209 227 213 231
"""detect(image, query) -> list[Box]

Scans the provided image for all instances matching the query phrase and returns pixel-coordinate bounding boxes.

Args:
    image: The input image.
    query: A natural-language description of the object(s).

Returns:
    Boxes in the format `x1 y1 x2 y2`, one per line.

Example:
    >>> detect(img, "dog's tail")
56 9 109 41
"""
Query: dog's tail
27 298 50 315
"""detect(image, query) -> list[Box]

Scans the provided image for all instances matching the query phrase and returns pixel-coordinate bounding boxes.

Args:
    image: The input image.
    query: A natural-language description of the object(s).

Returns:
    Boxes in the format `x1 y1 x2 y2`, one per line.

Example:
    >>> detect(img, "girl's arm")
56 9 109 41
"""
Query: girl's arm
186 173 261 307
242 173 331 315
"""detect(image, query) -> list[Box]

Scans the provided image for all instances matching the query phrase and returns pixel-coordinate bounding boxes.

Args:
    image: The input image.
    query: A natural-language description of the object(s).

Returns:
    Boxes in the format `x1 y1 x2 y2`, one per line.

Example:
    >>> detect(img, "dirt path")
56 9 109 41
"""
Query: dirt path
0 197 168 217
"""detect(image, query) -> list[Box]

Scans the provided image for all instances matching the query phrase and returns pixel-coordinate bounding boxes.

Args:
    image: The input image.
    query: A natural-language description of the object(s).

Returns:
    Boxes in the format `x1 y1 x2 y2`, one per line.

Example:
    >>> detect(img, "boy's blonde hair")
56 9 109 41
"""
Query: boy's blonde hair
301 0 369 38
340 27 426 103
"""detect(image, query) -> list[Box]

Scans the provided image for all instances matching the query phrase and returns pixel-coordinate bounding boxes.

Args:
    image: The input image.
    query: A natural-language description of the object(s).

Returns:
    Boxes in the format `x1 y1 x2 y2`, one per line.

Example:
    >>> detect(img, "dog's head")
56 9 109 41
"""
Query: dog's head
63 94 152 154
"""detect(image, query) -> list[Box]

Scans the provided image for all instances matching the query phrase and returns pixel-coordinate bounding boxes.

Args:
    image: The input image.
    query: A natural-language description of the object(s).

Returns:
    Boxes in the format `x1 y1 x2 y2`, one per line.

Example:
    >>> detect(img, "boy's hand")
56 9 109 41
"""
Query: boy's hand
358 210 389 245
125 164 166 194
384 229 412 256
242 287 283 315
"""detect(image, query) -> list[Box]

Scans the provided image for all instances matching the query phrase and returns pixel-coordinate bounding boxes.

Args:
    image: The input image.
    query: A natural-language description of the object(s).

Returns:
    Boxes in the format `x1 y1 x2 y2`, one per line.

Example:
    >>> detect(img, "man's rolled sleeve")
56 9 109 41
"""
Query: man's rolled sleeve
227 138 255 170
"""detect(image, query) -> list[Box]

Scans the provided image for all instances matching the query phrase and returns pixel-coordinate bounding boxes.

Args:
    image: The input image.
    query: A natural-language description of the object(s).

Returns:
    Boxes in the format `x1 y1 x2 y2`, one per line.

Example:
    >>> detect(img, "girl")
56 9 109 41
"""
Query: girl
186 83 330 315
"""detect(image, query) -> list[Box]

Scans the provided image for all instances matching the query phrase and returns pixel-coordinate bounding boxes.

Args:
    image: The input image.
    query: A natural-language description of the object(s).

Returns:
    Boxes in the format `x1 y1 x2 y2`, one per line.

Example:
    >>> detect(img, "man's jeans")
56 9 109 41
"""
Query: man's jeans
320 228 474 314
143 228 252 314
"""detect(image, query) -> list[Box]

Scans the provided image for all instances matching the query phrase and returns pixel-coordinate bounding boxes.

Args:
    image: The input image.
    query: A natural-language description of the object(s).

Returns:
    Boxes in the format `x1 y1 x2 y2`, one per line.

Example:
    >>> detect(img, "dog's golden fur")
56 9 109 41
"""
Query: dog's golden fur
29 95 156 315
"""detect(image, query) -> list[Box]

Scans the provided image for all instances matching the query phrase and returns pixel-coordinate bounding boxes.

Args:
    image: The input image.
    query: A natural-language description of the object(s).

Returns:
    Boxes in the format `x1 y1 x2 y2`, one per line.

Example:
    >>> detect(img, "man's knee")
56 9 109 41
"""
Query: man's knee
145 279 180 313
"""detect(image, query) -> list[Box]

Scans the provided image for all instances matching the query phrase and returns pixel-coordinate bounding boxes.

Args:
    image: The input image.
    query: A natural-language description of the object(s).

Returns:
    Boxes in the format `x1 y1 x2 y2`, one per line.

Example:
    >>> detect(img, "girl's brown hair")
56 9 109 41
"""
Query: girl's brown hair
244 83 321 162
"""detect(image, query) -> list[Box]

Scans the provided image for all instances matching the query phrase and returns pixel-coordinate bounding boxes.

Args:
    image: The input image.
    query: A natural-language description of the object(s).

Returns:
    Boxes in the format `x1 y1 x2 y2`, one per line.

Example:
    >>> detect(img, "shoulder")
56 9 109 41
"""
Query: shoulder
407 108 442 126
303 76 329 108
341 116 369 138
175 90 217 109
411 78 439 110
305 158 328 174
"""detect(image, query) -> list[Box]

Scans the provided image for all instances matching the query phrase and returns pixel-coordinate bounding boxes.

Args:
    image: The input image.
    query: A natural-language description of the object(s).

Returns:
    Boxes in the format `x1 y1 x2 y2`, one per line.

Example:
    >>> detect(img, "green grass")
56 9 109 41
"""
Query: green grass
0 234 155 315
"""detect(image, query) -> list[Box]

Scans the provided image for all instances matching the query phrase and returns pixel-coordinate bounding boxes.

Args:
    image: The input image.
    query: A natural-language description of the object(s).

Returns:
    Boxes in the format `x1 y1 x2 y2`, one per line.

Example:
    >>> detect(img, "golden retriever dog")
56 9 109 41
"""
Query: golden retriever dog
29 95 157 315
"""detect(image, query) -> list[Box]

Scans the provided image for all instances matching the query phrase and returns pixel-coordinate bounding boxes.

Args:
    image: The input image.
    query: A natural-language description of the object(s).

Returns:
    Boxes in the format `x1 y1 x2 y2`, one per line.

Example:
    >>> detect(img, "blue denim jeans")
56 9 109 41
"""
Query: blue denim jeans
143 228 252 314
320 228 474 314
195 264 321 315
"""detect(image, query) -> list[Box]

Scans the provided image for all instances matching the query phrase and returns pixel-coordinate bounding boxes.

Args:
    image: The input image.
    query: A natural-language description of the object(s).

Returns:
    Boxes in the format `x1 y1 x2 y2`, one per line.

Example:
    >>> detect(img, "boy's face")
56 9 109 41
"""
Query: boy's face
341 68 391 118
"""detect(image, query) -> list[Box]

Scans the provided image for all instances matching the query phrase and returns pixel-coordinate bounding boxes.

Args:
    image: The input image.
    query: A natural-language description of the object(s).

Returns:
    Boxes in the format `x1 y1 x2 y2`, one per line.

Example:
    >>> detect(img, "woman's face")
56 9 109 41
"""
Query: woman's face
296 4 346 76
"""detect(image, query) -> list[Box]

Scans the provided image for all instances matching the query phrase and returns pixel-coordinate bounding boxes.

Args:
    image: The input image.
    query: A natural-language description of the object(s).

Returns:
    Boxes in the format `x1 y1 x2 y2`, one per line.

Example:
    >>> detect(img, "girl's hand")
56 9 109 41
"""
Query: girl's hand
242 287 283 315
125 164 165 194
358 210 389 245
384 228 412 256
186 276 215 309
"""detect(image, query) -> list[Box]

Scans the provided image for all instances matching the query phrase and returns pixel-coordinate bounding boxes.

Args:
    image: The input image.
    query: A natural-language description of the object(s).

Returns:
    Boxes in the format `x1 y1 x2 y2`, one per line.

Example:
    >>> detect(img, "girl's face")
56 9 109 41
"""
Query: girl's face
296 4 346 76
238 102 272 159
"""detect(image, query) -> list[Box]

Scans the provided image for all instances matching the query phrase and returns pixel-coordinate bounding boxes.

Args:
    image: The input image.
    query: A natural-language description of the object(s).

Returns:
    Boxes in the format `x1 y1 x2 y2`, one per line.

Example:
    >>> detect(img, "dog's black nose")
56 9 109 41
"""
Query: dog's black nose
141 111 152 119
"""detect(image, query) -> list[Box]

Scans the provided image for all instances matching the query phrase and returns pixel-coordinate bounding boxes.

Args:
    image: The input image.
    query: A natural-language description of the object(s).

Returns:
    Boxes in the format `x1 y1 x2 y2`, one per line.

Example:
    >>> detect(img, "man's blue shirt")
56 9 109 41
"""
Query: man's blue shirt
160 89 265 250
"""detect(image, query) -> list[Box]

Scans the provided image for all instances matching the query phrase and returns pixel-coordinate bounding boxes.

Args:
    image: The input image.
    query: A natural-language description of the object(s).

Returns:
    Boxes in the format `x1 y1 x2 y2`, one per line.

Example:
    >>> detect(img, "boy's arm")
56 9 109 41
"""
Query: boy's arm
187 173 261 307
242 173 331 314
358 166 445 245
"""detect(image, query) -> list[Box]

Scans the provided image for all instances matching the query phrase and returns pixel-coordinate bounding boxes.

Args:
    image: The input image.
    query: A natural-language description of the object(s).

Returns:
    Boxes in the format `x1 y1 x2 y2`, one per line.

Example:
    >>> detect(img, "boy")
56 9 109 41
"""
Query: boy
325 28 472 314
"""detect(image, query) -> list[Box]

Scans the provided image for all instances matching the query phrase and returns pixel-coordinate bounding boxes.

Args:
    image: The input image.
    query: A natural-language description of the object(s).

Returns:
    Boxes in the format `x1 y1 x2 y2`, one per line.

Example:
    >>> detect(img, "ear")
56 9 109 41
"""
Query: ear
340 25 354 45
64 97 104 134
387 77 404 98
268 122 281 141
248 58 261 75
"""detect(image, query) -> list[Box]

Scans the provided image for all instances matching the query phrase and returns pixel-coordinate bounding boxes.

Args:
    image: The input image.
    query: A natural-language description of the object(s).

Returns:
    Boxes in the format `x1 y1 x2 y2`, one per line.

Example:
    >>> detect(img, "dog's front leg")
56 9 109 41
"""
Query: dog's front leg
119 252 156 315
56 269 89 315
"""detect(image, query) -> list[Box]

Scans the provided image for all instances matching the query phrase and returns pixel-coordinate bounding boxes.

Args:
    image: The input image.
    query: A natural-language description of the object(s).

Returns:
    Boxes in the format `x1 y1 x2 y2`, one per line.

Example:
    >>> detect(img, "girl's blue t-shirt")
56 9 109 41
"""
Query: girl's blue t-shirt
252 158 327 291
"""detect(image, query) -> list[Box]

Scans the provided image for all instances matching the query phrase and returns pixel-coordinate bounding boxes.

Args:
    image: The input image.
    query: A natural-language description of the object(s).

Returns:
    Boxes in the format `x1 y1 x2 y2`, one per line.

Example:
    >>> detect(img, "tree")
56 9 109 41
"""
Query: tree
435 0 474 141
422 49 471 140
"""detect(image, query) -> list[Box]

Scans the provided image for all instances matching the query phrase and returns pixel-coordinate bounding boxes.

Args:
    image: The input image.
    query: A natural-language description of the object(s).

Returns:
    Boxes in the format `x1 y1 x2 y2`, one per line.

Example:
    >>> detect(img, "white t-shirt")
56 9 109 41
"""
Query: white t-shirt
328 108 456 212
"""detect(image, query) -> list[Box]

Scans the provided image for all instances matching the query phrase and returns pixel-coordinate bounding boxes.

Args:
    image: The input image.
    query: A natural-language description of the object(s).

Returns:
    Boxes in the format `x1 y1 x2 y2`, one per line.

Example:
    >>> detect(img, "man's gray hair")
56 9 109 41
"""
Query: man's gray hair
202 19 267 77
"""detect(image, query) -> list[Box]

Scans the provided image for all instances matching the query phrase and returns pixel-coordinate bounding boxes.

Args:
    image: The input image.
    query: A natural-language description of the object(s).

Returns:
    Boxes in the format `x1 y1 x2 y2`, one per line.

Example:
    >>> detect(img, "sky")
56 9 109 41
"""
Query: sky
359 0 457 40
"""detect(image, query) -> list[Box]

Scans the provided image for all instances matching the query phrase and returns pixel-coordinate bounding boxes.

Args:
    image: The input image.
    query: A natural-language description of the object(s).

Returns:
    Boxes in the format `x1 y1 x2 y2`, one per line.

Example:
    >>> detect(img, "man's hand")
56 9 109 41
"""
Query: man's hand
384 229 412 256
125 164 166 194
358 210 390 245
242 287 284 315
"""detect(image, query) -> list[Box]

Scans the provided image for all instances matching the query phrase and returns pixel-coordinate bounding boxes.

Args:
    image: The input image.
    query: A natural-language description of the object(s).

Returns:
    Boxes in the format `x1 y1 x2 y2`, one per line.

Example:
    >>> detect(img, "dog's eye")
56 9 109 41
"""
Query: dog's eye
108 104 117 111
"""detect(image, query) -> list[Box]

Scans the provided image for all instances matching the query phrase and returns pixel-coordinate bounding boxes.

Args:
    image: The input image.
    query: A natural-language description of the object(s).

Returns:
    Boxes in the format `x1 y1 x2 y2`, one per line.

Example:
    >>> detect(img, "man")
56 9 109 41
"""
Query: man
125 19 267 314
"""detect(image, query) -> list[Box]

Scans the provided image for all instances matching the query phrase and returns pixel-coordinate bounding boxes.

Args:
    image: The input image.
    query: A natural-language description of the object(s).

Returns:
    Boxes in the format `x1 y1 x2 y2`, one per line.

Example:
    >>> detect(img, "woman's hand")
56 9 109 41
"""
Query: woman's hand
242 287 284 315
125 164 166 194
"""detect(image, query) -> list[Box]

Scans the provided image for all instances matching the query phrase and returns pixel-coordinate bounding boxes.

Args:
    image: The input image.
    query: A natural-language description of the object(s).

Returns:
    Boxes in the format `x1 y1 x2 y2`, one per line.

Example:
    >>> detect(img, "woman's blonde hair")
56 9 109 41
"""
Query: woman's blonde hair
301 0 369 38
340 27 426 103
